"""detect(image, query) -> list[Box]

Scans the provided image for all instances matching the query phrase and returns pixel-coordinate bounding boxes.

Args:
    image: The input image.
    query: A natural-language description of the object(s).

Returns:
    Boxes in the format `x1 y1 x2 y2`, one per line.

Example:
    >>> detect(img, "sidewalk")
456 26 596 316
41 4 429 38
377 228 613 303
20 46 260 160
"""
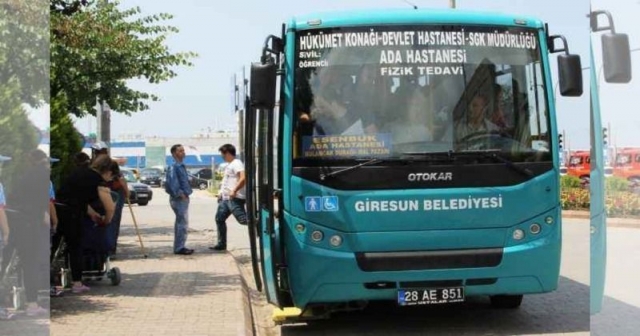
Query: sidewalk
563 210 640 228
50 191 252 336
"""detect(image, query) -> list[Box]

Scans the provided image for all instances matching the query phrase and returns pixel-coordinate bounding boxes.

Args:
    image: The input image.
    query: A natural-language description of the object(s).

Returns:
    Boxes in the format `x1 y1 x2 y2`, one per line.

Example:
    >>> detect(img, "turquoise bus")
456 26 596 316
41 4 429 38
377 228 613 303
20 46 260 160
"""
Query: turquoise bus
245 9 584 321
588 9 632 315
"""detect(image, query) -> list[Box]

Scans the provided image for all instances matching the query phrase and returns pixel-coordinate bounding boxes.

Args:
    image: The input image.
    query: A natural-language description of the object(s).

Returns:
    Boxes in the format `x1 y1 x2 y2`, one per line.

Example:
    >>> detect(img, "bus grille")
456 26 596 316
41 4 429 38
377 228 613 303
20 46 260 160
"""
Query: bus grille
355 248 503 272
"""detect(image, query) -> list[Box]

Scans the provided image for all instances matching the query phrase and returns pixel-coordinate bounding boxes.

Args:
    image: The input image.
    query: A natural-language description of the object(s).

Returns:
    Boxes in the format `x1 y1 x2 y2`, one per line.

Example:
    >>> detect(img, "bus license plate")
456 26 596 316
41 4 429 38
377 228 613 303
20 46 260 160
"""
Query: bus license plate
398 287 465 306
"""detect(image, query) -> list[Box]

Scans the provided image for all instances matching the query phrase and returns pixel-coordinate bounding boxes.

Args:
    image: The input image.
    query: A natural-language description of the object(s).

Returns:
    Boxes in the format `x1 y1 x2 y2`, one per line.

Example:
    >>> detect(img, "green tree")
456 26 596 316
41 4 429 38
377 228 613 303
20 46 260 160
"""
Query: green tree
0 0 45 191
49 0 196 174
50 0 197 117
50 93 83 187
0 0 50 106
0 81 39 192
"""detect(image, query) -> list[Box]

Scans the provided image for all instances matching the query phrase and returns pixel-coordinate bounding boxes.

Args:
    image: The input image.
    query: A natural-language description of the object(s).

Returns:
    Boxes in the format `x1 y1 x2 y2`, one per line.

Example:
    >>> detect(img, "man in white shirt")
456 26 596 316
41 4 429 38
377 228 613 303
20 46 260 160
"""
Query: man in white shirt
211 144 247 251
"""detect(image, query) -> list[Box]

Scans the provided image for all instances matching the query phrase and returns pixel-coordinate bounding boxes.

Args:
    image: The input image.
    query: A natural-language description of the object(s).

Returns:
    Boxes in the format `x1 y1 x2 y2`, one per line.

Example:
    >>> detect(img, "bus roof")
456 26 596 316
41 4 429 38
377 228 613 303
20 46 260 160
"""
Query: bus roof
291 8 545 30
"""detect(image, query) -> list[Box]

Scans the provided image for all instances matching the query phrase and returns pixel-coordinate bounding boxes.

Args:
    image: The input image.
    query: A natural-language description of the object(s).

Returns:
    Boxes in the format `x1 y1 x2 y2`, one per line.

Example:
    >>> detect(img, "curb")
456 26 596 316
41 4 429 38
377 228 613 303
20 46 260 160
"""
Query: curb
228 250 258 336
562 211 640 228
238 269 256 336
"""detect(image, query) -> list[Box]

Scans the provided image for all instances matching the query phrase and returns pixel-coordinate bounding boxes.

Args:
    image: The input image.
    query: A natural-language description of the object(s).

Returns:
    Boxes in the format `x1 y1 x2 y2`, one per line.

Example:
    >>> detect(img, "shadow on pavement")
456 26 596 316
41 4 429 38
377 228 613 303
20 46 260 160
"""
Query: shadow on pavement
281 276 589 336
86 271 240 298
50 293 117 319
591 295 640 335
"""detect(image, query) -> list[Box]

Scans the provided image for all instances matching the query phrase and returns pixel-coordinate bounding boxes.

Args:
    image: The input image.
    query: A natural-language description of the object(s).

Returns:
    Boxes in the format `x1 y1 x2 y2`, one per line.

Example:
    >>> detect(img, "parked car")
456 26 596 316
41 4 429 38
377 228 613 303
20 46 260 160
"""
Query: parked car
139 169 162 187
191 168 213 180
122 167 140 180
122 170 153 206
188 174 210 190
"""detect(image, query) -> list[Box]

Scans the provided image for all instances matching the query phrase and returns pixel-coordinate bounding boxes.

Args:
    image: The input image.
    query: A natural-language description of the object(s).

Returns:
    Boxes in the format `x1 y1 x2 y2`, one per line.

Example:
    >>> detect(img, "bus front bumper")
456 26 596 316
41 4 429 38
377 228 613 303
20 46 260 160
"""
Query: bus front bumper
284 225 561 309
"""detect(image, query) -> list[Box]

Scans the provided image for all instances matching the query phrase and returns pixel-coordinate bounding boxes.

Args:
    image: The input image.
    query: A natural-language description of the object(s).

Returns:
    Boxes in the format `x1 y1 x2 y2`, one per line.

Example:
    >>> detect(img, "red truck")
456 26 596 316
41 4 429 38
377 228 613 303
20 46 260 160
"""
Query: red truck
613 148 640 183
567 150 591 181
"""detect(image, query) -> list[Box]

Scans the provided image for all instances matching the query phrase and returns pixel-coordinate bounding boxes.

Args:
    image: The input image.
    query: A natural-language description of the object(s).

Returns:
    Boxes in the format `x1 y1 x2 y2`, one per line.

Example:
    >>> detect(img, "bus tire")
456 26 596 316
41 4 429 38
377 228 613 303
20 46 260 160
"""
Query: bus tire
490 295 523 309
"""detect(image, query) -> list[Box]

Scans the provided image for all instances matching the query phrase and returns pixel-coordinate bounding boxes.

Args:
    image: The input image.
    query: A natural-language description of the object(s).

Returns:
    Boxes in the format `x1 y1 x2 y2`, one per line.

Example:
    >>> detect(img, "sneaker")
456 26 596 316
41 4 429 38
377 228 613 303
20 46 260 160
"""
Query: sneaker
50 286 64 297
209 244 226 251
71 284 90 294
26 306 47 317
0 308 15 320
174 248 194 255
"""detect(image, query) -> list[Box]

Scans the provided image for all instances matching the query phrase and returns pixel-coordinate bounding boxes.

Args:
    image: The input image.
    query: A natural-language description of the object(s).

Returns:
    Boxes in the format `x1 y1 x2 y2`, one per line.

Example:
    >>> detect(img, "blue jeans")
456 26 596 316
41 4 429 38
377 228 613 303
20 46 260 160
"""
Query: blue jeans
215 198 247 247
170 197 190 252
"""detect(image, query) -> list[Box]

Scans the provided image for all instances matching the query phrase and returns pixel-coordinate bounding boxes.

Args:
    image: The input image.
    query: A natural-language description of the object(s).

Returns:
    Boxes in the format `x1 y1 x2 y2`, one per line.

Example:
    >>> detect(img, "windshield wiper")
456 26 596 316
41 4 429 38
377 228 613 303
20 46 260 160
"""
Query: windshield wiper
401 150 458 162
320 158 383 180
464 150 534 177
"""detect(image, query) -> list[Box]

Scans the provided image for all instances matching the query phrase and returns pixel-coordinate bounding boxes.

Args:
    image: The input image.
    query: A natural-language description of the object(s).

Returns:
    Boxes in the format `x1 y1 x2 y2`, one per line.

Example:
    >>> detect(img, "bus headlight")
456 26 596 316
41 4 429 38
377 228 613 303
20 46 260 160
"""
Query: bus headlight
513 229 525 240
311 230 324 242
295 223 305 233
530 223 541 235
329 235 343 247
545 216 554 225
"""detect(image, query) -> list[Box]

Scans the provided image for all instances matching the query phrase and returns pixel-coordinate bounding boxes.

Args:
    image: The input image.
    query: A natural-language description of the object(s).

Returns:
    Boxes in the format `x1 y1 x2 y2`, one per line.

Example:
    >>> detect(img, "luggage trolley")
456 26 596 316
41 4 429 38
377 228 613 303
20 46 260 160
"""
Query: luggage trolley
55 192 122 288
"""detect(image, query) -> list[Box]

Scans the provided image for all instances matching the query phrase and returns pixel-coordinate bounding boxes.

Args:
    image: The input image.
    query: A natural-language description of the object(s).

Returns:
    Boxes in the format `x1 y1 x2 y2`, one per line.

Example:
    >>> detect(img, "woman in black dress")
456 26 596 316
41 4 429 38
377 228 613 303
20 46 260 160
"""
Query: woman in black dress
56 155 116 293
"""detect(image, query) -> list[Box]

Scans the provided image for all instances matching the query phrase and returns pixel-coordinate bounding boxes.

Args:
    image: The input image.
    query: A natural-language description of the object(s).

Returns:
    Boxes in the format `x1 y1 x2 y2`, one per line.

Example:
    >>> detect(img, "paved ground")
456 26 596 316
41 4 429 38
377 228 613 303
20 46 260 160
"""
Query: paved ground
591 226 640 335
562 210 640 228
47 190 251 336
233 218 591 336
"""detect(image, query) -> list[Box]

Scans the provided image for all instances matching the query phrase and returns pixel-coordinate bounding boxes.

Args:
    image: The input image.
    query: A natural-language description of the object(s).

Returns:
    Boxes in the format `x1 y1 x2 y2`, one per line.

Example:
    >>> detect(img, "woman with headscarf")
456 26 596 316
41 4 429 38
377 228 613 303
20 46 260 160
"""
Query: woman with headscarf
55 155 116 294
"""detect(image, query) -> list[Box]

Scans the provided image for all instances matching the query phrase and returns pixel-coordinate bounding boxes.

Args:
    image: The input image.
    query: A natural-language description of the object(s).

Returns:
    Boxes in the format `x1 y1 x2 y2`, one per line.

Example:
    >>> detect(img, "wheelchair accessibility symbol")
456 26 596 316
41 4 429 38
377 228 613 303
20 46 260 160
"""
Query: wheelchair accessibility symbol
304 196 339 212
322 196 339 212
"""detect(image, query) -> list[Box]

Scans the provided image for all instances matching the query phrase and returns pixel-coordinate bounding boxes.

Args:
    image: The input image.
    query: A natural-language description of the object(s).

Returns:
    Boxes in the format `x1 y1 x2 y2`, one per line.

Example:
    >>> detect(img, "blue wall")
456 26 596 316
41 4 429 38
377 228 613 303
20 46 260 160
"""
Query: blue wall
122 155 224 168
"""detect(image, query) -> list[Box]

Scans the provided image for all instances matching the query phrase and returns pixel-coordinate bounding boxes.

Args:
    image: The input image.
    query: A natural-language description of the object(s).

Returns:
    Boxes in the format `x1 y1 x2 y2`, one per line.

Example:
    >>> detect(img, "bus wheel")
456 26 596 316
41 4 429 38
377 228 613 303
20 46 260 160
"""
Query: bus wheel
490 295 523 309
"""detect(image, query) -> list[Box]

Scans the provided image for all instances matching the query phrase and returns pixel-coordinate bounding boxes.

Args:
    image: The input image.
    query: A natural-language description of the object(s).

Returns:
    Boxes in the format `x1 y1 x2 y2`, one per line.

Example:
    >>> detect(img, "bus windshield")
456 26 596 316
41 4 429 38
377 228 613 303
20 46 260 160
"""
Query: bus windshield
293 25 551 165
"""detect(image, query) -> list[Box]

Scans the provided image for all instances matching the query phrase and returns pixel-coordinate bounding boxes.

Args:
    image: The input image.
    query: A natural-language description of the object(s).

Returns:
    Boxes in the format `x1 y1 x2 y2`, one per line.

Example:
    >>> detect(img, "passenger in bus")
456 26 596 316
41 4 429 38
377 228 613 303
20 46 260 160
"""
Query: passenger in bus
490 84 508 129
454 92 500 142
387 82 433 144
298 66 378 137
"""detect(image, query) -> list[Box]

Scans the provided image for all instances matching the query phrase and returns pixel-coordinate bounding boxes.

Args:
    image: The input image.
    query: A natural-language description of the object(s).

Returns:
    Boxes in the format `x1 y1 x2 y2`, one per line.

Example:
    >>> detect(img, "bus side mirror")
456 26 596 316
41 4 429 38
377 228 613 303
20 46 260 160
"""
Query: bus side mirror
558 54 583 96
602 33 632 83
250 58 277 110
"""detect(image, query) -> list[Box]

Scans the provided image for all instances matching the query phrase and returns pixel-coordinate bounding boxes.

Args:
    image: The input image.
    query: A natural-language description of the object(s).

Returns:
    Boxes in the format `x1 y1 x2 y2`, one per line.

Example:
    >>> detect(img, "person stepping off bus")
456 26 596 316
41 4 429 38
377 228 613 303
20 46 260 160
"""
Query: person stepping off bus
210 144 247 251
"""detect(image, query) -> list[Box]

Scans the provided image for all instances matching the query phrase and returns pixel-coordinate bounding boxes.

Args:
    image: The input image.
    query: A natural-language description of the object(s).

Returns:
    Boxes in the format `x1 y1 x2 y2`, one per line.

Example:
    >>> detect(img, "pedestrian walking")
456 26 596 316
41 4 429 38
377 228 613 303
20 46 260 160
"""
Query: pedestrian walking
210 144 247 251
164 144 194 255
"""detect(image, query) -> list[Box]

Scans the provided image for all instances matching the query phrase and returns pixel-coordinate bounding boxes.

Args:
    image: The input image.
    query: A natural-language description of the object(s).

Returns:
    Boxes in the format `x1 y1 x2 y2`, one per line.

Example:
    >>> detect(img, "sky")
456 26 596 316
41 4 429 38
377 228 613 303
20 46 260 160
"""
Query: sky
31 0 605 149
591 0 640 148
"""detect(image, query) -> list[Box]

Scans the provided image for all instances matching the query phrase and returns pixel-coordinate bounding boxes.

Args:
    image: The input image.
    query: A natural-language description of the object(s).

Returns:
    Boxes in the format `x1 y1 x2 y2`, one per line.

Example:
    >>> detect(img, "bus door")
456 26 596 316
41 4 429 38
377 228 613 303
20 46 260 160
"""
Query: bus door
589 9 632 314
247 35 289 308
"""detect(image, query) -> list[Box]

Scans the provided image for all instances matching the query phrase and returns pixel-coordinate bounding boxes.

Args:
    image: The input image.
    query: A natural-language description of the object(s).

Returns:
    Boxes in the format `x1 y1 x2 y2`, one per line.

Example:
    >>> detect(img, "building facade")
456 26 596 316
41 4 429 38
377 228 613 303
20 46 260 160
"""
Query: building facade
82 132 239 169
